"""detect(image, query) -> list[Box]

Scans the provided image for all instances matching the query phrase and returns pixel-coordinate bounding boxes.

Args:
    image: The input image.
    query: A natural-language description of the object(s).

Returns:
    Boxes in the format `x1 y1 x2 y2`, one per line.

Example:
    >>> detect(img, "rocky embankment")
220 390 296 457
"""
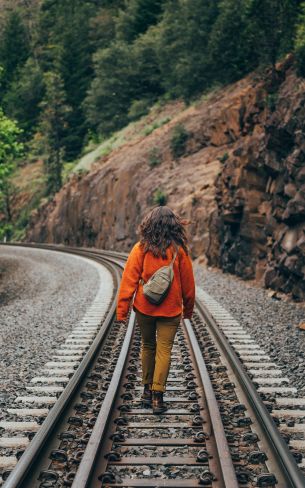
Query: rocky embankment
27 54 305 300
212 55 305 301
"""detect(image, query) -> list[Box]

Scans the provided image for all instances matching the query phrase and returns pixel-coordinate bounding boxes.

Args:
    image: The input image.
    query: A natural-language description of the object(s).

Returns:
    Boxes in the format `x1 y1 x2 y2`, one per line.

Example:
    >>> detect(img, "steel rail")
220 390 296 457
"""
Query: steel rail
183 318 239 487
195 299 305 488
71 311 136 487
2 247 123 488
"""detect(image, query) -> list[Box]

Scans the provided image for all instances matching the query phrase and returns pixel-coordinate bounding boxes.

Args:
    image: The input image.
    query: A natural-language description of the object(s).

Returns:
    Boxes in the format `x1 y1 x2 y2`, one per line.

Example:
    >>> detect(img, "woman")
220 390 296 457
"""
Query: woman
116 206 195 414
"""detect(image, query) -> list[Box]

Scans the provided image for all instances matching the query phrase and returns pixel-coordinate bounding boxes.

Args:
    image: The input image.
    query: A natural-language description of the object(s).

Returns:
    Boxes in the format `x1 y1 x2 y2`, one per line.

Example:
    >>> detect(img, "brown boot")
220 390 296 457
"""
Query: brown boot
141 384 152 407
152 391 168 414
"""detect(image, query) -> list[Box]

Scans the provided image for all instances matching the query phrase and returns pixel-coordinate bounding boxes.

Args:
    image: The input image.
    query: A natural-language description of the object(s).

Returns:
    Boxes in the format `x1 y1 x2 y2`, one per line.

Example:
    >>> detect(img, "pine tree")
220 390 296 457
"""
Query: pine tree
295 2 305 76
59 4 93 159
38 72 71 195
247 0 298 79
157 0 220 100
132 26 163 102
207 0 258 84
89 7 118 52
0 11 30 91
116 0 165 42
3 58 45 138
0 109 23 229
85 42 135 135
38 0 97 158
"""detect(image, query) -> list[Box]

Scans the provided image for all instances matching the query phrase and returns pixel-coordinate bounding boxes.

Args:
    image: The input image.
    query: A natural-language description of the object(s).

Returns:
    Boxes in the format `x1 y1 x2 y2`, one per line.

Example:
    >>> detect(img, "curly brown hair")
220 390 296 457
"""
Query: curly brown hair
139 206 189 258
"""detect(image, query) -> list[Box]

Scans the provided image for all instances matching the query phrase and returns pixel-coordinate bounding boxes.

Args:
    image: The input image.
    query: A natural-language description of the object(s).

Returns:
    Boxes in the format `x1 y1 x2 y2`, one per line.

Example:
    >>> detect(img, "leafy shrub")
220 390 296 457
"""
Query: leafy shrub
148 147 162 167
170 123 189 159
0 223 13 241
128 99 151 121
153 188 167 206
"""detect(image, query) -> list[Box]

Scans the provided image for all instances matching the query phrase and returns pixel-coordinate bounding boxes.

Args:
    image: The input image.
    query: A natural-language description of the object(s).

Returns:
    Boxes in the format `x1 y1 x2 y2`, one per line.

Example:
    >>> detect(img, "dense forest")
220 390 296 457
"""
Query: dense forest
0 0 305 240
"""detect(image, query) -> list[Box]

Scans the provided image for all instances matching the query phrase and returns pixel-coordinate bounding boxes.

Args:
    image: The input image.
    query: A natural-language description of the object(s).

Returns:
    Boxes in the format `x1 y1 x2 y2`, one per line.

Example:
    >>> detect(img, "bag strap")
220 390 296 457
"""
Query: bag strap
140 242 179 284
169 242 179 268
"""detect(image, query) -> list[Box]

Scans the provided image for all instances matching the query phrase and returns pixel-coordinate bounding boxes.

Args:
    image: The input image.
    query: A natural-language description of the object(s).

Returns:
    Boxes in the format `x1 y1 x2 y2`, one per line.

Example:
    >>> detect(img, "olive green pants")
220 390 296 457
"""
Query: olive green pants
135 309 181 392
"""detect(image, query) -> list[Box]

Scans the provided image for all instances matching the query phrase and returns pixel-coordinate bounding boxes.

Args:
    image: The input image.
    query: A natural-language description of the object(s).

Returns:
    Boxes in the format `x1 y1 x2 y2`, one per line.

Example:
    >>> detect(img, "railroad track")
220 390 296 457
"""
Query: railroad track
0 244 304 488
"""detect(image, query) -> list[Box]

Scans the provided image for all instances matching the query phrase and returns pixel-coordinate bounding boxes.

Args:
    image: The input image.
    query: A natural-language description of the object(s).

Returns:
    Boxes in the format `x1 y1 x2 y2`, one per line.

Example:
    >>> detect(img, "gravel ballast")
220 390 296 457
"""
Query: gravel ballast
195 265 305 392
0 246 102 406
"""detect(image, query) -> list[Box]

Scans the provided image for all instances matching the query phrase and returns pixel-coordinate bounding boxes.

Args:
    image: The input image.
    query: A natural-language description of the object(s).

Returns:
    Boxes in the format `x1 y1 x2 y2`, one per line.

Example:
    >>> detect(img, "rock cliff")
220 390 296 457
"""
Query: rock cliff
26 54 305 300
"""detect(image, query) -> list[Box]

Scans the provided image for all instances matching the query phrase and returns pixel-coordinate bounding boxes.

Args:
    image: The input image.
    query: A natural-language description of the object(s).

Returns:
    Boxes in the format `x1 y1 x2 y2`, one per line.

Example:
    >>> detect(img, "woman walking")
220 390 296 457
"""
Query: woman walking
116 206 195 414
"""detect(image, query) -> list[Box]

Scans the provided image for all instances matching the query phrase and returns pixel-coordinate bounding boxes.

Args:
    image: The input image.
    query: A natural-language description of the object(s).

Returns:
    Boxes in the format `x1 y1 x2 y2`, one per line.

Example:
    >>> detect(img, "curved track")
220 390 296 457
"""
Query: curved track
0 244 304 488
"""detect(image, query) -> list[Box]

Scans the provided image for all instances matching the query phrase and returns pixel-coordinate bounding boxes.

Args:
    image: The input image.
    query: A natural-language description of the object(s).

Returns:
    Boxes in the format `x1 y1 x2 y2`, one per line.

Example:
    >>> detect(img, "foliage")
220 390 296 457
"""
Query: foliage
116 0 165 42
0 0 303 240
246 0 298 73
0 0 302 162
295 2 305 76
38 0 96 159
157 0 220 100
3 58 45 138
0 11 30 91
207 0 258 84
85 27 163 136
85 41 136 135
128 99 151 121
170 124 189 159
153 188 167 206
0 110 23 231
0 223 13 241
38 72 71 195
58 3 94 159
148 147 162 167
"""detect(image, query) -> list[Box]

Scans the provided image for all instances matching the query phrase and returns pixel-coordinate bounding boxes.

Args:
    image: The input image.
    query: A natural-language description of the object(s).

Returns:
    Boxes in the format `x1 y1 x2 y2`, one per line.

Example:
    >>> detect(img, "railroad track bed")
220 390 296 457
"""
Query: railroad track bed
82 313 272 488
0 245 304 488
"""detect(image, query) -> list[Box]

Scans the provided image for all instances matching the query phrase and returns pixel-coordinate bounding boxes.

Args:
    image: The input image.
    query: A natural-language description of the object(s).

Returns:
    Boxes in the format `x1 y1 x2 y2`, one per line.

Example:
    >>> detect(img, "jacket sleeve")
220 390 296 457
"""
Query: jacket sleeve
116 243 144 321
179 249 195 319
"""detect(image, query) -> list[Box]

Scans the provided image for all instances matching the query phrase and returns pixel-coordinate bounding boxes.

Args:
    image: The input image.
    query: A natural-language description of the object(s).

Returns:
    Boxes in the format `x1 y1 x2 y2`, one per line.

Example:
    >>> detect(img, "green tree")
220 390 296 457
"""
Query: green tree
0 11 30 91
116 0 165 42
90 7 118 51
59 5 94 159
157 0 220 100
3 58 45 138
38 0 100 158
131 26 163 103
85 42 136 134
0 110 23 231
295 2 305 76
38 72 71 195
207 0 258 84
247 0 298 80
85 27 163 136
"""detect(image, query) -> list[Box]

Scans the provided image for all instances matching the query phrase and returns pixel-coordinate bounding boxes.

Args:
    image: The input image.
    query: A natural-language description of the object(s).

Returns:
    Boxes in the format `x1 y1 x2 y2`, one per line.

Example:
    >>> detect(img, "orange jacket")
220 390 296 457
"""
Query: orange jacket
116 242 195 321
